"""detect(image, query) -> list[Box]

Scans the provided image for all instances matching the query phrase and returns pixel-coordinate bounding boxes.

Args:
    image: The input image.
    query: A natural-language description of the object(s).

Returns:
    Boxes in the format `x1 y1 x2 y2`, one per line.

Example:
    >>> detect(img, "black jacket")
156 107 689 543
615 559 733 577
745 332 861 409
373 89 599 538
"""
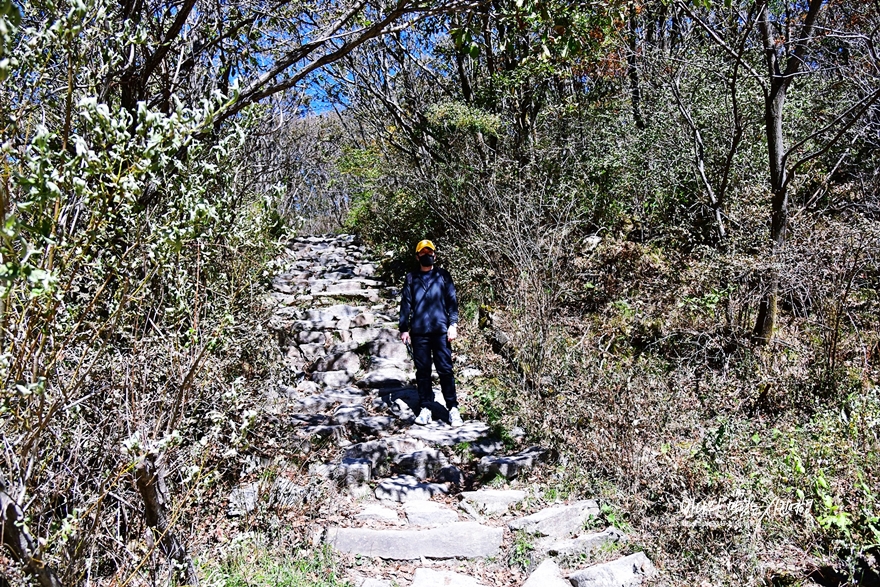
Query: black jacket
398 267 459 334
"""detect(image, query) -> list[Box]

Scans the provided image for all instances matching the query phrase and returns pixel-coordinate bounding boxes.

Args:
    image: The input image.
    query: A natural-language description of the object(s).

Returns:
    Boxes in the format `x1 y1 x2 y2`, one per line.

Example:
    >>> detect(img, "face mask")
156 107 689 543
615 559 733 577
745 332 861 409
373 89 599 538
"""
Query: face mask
419 254 435 267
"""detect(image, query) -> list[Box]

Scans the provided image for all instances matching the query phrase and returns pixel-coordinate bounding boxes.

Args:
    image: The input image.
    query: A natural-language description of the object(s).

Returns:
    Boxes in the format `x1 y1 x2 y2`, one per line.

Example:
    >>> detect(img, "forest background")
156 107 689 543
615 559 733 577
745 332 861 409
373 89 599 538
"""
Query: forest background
1 0 879 585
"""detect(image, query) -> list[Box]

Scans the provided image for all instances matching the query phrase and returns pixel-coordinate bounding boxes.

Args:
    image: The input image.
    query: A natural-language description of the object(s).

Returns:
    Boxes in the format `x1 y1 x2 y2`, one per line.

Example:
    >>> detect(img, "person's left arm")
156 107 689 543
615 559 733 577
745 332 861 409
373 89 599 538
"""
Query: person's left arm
443 270 459 340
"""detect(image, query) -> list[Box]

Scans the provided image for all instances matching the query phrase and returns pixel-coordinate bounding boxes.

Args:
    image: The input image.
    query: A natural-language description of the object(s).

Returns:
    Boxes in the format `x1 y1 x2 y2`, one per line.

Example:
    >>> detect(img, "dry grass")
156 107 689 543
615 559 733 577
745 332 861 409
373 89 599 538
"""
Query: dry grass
454 217 880 586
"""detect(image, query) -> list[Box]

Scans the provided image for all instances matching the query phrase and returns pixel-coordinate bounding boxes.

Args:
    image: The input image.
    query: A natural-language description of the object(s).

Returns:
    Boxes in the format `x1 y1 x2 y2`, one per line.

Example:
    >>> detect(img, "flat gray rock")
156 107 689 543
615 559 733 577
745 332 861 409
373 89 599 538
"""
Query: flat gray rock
404 501 459 526
310 458 371 487
508 500 600 538
352 312 376 327
375 475 448 502
296 330 327 344
269 477 305 509
310 304 361 320
460 489 527 515
323 282 365 295
395 449 449 480
353 416 396 435
523 559 571 587
332 405 368 424
304 424 347 442
477 446 547 479
354 264 376 276
298 342 327 360
312 370 354 387
568 552 657 586
406 421 491 446
295 380 320 394
370 356 414 371
294 393 337 414
367 339 410 361
357 579 391 587
345 438 425 468
325 522 503 560
411 568 487 586
351 327 383 344
469 438 505 457
329 351 362 374
536 527 627 558
227 482 260 516
358 368 411 388
328 341 361 355
355 504 400 522
325 389 369 402
296 318 337 331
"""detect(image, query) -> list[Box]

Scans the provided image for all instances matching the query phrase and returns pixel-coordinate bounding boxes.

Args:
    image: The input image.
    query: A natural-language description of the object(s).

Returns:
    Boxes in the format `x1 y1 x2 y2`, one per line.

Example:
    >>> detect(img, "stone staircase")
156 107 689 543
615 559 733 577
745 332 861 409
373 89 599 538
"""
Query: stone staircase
258 234 659 587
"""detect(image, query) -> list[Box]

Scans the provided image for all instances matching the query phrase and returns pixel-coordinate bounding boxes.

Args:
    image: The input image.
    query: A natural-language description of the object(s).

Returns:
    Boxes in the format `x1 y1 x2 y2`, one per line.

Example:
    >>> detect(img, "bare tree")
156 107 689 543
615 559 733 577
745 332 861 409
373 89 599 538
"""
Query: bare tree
677 0 880 343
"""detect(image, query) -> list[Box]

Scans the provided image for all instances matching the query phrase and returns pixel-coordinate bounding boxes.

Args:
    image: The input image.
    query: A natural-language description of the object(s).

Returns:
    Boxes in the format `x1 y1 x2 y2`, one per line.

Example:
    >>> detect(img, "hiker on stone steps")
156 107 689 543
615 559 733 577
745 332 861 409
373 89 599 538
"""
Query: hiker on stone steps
399 239 463 428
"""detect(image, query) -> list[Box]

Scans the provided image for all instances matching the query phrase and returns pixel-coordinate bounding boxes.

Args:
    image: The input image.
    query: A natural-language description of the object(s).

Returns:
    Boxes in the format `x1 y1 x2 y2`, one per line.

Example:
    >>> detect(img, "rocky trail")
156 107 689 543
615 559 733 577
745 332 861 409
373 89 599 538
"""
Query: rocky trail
251 234 659 587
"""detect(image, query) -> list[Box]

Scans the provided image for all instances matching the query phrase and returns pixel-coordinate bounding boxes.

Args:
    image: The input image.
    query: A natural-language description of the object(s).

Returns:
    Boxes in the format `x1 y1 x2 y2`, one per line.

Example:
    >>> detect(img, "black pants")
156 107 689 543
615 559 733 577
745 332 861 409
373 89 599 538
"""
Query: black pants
411 332 457 409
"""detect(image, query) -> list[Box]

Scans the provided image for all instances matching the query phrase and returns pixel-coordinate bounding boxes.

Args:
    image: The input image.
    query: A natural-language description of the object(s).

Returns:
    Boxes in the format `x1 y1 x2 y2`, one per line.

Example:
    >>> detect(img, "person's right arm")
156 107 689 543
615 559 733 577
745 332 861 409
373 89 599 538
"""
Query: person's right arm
399 274 412 344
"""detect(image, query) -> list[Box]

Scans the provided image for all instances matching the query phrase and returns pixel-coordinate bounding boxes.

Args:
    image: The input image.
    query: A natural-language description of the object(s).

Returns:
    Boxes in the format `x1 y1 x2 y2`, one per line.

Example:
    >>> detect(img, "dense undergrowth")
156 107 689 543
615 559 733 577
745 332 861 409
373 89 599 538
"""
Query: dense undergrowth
390 217 880 585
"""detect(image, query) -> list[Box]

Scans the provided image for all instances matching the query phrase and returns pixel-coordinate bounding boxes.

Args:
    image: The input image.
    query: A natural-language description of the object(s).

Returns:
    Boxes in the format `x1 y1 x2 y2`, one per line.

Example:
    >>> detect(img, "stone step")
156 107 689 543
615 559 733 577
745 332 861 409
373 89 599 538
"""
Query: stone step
358 368 412 388
509 500 600 538
331 405 368 424
310 458 371 488
406 421 491 446
459 489 527 515
293 390 365 413
523 559 571 587
394 448 449 480
477 446 548 479
313 350 361 374
325 522 503 560
375 475 449 502
351 415 396 435
536 526 627 558
403 501 460 526
354 504 400 523
568 552 658 586
311 370 353 387
345 437 425 468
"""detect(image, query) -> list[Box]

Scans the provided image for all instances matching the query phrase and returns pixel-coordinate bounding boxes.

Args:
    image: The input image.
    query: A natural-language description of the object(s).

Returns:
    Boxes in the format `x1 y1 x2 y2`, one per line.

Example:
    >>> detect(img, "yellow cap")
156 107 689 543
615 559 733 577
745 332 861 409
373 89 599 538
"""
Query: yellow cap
415 239 435 253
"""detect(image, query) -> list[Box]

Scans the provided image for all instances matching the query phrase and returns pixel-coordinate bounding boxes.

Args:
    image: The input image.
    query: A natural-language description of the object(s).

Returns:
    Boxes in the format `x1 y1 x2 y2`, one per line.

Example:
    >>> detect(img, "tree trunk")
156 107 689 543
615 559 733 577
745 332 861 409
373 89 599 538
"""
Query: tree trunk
753 82 789 343
0 490 63 587
134 452 199 586
627 4 646 129
751 0 823 344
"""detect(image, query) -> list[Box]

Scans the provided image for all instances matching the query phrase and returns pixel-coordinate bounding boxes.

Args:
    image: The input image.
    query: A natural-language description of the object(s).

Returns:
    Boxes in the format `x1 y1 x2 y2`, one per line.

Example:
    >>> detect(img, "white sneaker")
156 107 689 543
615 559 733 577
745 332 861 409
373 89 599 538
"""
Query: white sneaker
414 408 432 426
449 407 463 428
